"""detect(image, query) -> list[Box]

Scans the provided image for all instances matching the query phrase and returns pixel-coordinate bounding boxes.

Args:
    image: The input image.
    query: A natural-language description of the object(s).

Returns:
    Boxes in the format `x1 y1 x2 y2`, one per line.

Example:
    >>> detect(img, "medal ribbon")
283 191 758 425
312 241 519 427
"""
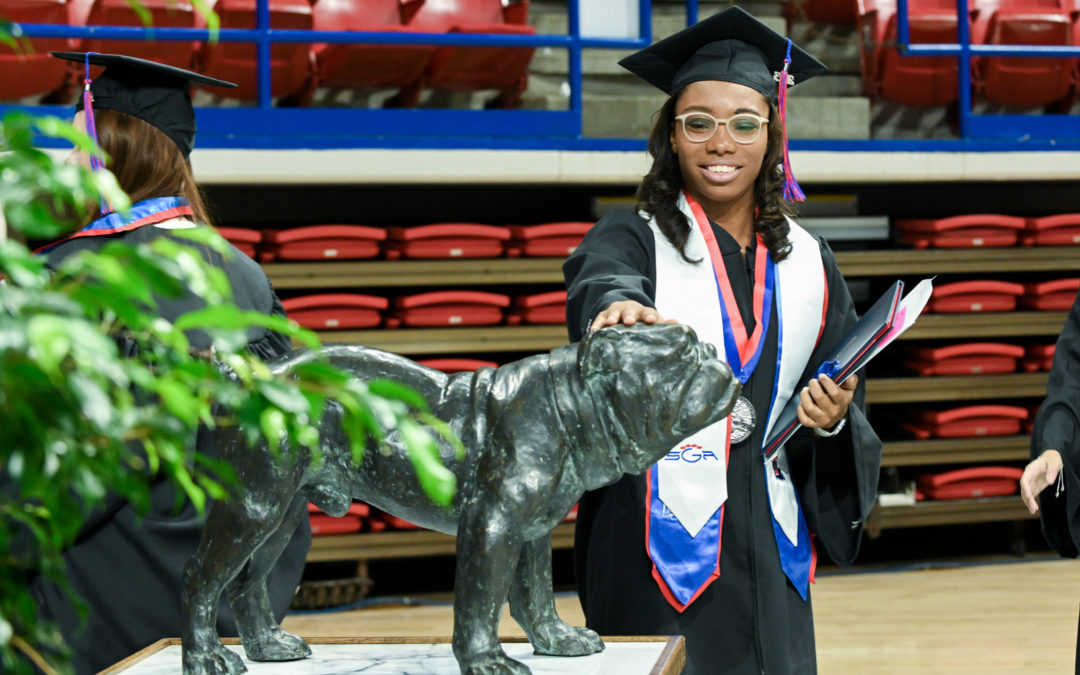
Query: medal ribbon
684 193 774 385
35 196 194 256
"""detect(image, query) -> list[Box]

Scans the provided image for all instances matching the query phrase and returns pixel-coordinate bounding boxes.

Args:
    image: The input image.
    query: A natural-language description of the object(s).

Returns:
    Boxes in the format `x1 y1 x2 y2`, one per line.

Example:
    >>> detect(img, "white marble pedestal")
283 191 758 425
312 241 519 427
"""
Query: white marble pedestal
103 636 685 674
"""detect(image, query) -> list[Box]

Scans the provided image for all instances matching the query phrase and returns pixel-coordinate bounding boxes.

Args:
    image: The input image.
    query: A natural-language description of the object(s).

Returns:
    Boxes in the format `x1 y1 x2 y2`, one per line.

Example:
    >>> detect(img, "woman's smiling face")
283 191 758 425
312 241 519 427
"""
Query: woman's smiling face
669 79 770 216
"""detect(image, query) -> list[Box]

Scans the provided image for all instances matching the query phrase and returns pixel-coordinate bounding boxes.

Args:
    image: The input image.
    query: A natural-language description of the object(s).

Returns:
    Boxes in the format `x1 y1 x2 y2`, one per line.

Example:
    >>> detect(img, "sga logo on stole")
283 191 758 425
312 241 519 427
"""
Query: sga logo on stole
663 443 720 463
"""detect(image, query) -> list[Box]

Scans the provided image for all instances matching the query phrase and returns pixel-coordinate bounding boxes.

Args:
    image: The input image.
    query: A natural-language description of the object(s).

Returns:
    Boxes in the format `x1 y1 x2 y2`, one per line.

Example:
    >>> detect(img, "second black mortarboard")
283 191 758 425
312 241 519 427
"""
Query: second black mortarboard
617 6 827 101
52 51 237 158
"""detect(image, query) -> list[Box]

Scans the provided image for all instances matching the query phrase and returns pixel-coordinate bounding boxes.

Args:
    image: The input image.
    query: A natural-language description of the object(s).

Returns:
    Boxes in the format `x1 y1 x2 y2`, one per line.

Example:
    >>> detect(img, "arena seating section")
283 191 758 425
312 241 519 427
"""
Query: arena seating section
0 0 535 106
6 0 1075 109
853 0 1079 107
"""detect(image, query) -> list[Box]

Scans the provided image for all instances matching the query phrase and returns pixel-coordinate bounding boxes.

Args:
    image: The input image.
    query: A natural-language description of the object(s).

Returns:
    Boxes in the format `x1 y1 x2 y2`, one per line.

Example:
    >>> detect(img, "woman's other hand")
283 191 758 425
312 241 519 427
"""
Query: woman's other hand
590 300 675 332
797 374 857 431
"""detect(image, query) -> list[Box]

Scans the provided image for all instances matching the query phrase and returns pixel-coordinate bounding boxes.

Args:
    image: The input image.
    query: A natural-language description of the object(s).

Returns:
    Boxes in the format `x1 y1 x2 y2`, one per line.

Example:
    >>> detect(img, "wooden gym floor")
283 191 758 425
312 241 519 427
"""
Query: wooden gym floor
282 557 1080 673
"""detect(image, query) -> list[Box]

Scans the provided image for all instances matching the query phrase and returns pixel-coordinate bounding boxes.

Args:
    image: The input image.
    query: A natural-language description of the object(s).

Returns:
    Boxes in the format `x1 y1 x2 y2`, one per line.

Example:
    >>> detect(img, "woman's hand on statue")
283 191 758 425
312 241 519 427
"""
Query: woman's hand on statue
1020 449 1063 514
590 301 675 332
797 374 857 431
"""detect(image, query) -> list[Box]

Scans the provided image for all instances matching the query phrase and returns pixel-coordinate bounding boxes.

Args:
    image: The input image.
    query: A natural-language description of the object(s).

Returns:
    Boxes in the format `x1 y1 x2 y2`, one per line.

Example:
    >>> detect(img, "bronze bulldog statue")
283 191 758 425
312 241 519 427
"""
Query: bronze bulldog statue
181 323 740 675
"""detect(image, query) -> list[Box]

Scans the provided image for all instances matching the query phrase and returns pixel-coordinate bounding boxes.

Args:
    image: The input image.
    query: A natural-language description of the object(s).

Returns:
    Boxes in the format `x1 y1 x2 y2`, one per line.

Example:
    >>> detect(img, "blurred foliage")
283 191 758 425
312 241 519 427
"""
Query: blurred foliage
0 108 460 673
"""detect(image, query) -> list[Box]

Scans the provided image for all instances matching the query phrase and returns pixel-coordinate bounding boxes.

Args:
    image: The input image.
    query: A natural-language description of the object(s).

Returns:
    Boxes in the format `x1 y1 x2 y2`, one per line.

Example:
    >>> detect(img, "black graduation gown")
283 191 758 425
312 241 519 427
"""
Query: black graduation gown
563 210 882 675
1031 290 1080 557
26 223 311 674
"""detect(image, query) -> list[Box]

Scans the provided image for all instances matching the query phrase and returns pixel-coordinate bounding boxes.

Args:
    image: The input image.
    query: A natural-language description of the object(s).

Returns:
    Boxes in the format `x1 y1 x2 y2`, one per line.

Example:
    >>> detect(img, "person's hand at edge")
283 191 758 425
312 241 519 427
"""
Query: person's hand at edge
1021 449 1063 514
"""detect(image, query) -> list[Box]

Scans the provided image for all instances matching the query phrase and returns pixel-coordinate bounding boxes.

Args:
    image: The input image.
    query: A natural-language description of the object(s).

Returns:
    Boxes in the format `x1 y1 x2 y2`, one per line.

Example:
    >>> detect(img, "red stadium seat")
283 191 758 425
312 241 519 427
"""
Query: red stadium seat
308 502 369 535
971 0 1075 107
385 290 510 327
903 342 1023 375
385 223 510 259
260 224 386 261
894 213 1025 248
926 280 1025 312
506 222 593 257
903 404 1028 439
857 0 964 105
0 0 77 101
311 0 435 99
1021 343 1056 371
915 466 1023 499
1023 213 1080 245
281 293 388 330
215 226 262 258
792 0 859 25
82 0 199 69
402 0 536 108
197 0 314 101
505 290 567 325
417 357 499 372
1022 278 1080 310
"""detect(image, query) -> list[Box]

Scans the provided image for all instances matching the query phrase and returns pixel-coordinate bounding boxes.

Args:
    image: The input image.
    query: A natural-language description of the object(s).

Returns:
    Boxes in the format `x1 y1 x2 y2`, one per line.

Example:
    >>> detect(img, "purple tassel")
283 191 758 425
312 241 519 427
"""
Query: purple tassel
777 39 805 202
82 52 112 215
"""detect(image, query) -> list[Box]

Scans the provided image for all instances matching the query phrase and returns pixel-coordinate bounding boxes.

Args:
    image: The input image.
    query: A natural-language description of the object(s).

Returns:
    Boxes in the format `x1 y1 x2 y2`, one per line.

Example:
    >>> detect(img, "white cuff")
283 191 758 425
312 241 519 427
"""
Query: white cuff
814 415 848 438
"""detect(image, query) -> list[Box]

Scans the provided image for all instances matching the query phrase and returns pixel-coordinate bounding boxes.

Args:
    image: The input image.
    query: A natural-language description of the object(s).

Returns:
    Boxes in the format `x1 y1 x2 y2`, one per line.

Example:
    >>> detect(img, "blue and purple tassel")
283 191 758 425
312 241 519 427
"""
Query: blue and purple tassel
82 52 112 215
778 39 805 202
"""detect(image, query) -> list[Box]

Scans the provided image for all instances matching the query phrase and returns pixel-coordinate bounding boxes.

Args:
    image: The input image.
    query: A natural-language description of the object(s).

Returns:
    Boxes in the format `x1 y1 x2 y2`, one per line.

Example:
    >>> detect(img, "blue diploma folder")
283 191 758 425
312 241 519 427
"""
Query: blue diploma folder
762 280 904 461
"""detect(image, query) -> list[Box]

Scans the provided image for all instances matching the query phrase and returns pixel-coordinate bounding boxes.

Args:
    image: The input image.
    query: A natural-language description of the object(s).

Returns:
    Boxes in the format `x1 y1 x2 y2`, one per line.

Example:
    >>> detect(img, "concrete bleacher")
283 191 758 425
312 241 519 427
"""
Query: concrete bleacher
522 0 873 140
6 0 1074 145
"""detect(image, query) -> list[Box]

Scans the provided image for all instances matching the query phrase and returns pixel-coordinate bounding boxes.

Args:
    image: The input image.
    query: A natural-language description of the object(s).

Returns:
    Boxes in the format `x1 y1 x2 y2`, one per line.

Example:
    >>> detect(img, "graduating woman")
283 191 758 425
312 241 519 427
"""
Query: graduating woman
27 52 309 673
563 9 882 674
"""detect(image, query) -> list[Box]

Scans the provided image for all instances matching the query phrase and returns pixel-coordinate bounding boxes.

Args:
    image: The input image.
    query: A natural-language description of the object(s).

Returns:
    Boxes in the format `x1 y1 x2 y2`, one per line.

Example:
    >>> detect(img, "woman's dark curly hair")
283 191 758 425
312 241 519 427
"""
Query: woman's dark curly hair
636 90 796 263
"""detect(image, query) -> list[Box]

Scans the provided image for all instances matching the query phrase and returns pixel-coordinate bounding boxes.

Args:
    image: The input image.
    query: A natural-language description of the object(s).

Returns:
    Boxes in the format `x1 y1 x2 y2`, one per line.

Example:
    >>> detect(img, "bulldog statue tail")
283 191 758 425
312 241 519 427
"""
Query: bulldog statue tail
181 323 740 675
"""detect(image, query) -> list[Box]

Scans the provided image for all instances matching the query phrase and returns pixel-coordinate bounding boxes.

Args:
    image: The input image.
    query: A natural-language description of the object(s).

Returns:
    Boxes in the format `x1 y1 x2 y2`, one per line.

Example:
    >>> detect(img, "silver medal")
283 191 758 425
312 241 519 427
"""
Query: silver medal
729 395 756 444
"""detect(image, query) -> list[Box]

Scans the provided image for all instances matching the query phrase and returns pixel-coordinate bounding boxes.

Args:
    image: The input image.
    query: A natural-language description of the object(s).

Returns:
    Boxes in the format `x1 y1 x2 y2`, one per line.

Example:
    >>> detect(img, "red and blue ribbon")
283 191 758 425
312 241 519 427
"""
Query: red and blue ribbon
645 193 776 611
36 196 194 256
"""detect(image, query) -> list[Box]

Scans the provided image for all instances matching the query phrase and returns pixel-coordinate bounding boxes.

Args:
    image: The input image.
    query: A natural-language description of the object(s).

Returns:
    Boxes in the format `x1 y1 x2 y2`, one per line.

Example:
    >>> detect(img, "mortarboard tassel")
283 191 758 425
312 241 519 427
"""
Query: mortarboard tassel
82 52 113 215
777 39 805 202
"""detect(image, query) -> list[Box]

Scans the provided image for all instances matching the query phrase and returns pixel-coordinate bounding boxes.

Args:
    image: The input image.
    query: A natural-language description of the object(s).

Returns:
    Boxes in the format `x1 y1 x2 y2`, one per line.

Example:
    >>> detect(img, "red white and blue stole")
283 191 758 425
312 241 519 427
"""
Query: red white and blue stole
646 191 826 610
35 196 195 256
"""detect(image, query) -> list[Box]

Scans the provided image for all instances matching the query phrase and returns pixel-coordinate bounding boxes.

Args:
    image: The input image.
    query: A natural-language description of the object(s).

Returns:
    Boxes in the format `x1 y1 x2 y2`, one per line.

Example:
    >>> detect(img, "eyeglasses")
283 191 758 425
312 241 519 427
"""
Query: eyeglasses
674 112 770 144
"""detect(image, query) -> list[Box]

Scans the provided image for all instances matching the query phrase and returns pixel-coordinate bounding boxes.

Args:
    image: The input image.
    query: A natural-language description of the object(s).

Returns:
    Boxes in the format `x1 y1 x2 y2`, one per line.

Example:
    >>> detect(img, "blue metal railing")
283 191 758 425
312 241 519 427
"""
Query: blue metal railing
3 0 1079 151
4 0 660 150
895 0 1080 141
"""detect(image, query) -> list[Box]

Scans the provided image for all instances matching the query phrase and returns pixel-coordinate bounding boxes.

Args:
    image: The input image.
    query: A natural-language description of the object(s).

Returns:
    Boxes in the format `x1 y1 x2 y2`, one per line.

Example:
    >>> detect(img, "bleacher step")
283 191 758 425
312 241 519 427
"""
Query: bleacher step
786 22 862 74
529 14 787 78
522 91 870 140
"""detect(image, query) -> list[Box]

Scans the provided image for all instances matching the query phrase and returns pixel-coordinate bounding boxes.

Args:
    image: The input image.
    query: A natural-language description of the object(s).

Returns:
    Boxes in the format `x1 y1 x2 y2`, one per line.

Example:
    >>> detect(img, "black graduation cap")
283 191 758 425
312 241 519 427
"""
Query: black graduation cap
618 6 827 101
52 52 237 158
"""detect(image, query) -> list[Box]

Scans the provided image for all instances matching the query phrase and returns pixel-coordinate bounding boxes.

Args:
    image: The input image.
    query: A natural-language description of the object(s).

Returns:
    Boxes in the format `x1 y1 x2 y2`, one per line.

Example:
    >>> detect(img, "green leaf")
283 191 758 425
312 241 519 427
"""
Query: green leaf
175 307 320 350
260 408 286 453
0 612 13 647
68 372 114 429
32 116 100 157
418 412 466 461
400 420 456 507
0 239 49 289
122 0 154 27
257 380 310 415
25 315 73 376
368 378 430 412
153 379 201 427
188 0 220 39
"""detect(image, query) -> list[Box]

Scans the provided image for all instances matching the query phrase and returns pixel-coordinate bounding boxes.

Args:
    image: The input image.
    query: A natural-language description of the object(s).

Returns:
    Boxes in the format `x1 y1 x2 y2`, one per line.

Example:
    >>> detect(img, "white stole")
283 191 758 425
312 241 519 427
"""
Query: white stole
649 194 825 542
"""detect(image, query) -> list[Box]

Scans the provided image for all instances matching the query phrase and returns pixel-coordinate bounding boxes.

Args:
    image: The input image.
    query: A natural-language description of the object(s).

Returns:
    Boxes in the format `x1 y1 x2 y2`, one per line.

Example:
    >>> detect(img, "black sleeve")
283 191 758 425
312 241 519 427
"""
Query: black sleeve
562 211 658 342
1032 291 1080 557
246 285 293 361
788 237 883 566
